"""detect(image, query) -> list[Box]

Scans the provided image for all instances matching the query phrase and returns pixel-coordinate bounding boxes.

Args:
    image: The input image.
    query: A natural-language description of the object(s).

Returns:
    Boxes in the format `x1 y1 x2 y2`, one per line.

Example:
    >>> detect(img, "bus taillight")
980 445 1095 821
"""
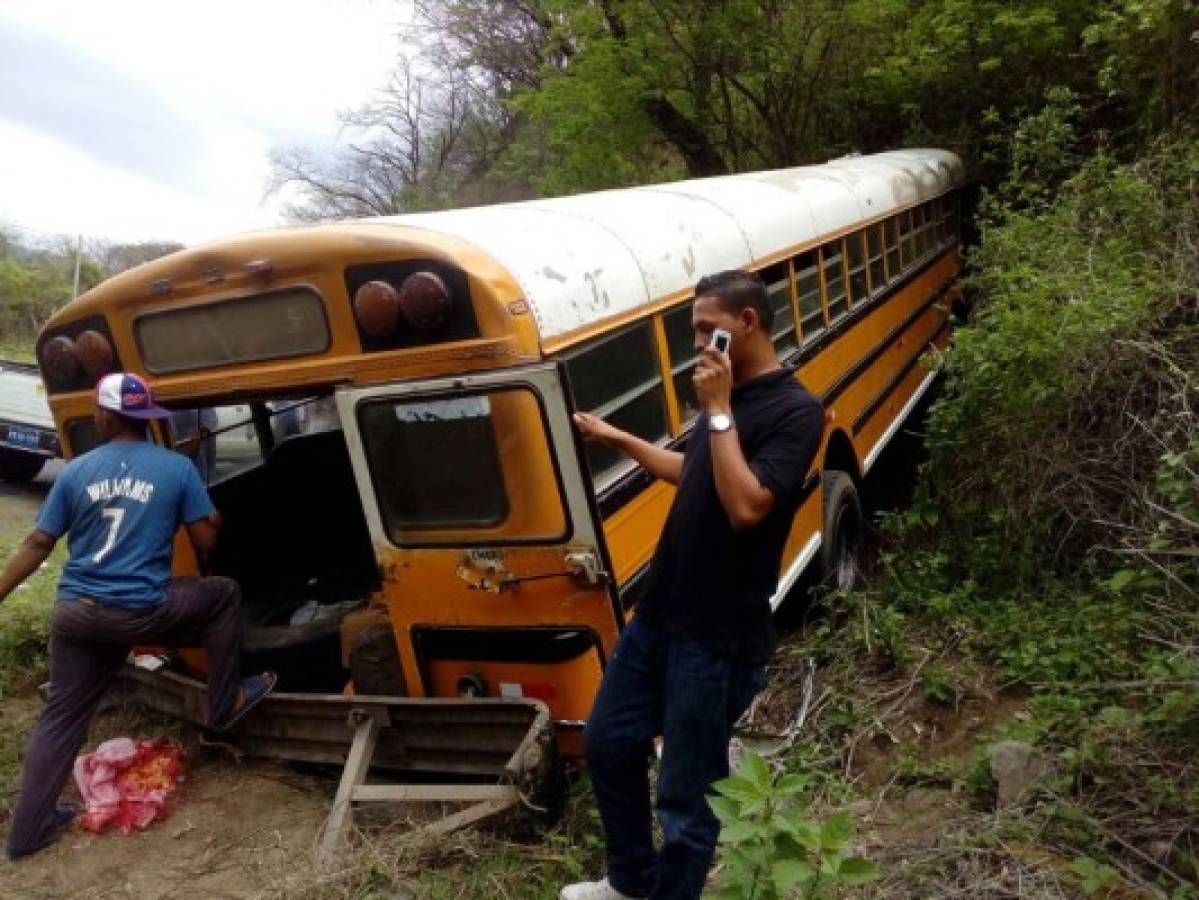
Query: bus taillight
76 330 115 378
399 271 451 332
41 336 80 388
353 280 401 338
353 271 453 341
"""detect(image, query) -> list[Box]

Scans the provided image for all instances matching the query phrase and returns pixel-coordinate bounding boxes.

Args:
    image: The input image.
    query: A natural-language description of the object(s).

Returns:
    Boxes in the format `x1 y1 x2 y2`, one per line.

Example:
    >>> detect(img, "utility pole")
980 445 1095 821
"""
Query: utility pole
71 233 82 299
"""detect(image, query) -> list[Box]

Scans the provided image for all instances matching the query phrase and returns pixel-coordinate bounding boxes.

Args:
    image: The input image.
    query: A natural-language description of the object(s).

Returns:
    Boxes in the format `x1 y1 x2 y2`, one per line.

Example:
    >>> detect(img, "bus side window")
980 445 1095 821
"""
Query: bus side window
822 240 848 321
846 230 868 305
922 201 936 255
899 210 914 270
563 323 671 489
867 223 885 293
885 216 901 280
761 260 797 357
796 250 824 344
662 302 699 425
913 204 928 259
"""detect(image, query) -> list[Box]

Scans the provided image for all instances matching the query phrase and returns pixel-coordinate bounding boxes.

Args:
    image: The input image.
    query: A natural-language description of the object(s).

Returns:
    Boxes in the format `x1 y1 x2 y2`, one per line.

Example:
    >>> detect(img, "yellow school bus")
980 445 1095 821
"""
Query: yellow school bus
36 149 963 759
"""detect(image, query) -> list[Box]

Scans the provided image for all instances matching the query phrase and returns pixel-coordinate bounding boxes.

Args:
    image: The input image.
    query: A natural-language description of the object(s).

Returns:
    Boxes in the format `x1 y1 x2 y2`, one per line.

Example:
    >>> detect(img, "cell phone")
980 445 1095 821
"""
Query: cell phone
710 328 732 355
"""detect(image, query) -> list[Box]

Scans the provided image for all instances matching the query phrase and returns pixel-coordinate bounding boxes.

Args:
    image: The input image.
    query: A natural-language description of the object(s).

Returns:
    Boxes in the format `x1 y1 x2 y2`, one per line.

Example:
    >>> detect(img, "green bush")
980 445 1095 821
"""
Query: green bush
869 135 1198 892
707 750 879 899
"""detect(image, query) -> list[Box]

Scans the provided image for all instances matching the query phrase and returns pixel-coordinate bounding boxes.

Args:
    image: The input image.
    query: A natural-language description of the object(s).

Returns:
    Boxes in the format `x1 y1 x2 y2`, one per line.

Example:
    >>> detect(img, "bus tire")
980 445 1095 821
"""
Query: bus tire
820 470 863 592
349 624 408 697
0 448 45 484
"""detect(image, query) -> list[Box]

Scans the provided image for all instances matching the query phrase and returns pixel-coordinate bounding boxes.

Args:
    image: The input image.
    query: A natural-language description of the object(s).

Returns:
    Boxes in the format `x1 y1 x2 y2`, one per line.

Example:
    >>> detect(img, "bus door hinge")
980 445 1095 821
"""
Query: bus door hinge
564 548 607 586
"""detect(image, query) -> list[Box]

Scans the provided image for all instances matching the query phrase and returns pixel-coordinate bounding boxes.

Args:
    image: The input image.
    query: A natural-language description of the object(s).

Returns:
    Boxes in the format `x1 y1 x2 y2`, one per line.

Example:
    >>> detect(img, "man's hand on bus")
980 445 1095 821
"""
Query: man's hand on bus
694 347 733 416
572 412 621 446
573 412 684 486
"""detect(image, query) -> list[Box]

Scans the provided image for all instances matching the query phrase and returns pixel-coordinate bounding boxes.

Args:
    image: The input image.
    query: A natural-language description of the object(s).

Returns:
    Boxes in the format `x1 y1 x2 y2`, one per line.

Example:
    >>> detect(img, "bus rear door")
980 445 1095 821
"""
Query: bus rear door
337 362 621 755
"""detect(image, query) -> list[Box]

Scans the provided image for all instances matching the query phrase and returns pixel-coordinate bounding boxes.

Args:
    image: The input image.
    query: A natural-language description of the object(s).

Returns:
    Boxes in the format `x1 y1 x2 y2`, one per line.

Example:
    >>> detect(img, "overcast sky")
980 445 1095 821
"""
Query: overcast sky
0 0 407 246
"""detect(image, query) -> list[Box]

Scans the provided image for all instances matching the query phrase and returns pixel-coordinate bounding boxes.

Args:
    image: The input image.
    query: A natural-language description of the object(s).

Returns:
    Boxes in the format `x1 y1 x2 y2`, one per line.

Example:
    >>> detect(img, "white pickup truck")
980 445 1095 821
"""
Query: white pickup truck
0 359 61 482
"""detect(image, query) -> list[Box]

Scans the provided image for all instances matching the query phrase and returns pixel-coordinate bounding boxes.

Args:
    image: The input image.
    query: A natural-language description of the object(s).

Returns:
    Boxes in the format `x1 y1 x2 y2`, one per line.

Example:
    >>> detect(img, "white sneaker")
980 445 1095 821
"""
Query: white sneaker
559 876 645 900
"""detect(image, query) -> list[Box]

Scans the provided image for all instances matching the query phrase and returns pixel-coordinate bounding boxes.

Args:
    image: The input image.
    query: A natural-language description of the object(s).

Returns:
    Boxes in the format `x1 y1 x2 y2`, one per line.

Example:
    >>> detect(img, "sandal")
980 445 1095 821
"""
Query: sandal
216 671 277 731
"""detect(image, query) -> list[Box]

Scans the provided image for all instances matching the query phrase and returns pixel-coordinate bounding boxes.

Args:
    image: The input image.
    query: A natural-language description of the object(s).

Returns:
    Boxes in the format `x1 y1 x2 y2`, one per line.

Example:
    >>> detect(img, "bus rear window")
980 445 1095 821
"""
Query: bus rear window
358 388 567 545
136 288 329 374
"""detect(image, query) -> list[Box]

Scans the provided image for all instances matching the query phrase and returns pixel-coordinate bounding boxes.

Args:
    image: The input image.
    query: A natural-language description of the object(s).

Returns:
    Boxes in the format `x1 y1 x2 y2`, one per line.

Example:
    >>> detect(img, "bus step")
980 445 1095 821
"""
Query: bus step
105 664 561 858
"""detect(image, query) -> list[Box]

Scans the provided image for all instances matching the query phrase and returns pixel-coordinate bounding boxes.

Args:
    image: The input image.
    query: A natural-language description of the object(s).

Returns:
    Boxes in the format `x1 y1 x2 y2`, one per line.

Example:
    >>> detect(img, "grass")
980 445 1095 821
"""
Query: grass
0 337 36 364
0 531 61 826
256 779 607 899
0 536 60 698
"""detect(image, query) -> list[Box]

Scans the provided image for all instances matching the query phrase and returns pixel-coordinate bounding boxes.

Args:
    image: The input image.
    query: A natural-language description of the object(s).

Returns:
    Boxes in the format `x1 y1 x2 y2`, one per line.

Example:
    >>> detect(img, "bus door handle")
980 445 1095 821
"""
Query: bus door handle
455 548 609 592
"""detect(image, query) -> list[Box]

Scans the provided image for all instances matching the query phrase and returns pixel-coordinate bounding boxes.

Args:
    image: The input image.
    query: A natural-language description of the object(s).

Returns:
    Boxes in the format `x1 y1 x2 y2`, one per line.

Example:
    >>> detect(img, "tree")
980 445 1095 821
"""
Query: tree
90 240 184 278
269 54 529 220
271 0 1199 218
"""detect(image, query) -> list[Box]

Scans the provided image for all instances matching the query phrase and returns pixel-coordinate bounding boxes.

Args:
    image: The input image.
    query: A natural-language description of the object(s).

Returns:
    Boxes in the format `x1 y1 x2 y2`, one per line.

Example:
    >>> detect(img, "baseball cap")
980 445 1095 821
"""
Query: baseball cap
95 372 171 420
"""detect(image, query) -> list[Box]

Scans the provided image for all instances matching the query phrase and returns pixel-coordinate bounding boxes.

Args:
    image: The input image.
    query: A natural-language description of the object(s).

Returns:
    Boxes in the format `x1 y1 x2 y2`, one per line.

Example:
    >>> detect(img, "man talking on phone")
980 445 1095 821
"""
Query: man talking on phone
564 270 824 900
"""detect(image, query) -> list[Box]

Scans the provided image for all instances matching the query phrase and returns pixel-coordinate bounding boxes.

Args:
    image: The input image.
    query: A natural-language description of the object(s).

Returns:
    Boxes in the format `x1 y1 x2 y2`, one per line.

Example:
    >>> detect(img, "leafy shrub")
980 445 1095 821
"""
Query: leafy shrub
707 750 878 899
872 135 1198 891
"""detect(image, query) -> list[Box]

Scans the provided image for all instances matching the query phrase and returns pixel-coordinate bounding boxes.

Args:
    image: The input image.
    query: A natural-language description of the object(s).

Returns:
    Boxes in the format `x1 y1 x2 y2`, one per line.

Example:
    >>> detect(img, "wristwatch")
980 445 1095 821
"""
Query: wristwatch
709 412 733 433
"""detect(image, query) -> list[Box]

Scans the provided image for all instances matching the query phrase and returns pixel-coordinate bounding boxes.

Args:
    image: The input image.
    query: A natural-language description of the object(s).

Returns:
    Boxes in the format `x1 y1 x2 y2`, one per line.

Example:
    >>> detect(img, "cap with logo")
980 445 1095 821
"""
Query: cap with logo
94 372 170 420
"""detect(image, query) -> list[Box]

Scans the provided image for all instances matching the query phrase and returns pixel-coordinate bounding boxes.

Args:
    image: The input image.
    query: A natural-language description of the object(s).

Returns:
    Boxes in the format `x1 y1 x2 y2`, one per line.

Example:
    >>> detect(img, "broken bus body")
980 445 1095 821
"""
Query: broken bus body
36 149 964 763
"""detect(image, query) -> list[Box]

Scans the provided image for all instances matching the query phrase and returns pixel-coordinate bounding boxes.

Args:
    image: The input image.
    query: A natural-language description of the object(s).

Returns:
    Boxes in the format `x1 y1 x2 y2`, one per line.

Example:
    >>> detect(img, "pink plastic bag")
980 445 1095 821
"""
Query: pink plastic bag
73 737 184 834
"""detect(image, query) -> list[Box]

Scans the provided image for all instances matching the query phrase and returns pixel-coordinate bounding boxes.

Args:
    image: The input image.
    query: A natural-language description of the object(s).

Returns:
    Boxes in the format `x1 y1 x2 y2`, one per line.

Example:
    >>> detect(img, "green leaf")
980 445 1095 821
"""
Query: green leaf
719 820 758 844
1107 569 1137 592
771 859 815 892
708 795 740 826
776 773 810 796
779 812 822 852
821 811 855 851
838 856 881 885
712 775 763 805
740 750 772 791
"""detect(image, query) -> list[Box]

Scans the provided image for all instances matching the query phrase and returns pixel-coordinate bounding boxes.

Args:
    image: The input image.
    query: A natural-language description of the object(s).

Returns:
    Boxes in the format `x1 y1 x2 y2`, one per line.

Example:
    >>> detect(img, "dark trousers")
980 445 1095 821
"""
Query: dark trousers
585 616 765 900
6 576 243 859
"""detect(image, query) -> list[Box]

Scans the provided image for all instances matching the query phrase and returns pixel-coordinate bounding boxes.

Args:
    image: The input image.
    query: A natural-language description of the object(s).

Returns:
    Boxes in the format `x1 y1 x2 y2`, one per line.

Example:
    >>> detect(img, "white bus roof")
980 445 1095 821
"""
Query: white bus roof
370 148 964 342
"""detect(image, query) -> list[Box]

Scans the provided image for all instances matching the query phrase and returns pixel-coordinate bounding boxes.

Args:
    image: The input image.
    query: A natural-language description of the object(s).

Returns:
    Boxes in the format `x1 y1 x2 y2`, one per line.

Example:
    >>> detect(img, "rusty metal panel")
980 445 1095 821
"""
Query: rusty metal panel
107 666 551 777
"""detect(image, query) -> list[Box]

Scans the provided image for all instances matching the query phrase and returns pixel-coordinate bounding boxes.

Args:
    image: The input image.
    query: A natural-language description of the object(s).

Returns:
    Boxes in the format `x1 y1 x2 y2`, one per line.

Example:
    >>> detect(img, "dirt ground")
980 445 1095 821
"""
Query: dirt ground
0 698 333 900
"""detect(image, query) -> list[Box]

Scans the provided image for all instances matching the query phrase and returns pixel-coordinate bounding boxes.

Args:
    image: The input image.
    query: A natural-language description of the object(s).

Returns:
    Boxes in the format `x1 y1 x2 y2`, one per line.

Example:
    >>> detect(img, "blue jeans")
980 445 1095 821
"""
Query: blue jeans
585 617 766 900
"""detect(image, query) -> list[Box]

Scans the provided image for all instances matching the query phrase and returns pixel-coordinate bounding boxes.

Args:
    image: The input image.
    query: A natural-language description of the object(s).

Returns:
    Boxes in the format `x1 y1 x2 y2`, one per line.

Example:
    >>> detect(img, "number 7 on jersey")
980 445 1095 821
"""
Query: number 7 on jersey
93 508 126 564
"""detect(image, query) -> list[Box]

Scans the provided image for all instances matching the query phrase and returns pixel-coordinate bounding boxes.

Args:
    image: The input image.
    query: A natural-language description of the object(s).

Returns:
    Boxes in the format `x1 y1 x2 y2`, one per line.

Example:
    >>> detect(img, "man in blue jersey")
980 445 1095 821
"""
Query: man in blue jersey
0 372 275 860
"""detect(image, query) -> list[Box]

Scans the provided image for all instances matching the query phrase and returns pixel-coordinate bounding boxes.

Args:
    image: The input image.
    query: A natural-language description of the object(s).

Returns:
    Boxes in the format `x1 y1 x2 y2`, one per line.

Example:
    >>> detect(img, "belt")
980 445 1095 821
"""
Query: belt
76 597 127 610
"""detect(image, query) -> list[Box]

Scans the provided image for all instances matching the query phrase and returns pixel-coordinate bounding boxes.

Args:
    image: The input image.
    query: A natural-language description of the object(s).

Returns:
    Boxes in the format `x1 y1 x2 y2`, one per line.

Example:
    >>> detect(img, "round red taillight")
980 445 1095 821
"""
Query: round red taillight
399 271 451 332
41 336 80 388
353 280 401 339
76 330 115 378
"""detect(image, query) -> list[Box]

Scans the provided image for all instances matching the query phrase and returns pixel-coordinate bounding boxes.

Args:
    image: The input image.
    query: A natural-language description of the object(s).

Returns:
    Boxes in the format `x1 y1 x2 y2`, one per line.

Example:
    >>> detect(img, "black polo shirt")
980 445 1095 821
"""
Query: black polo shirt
638 367 824 664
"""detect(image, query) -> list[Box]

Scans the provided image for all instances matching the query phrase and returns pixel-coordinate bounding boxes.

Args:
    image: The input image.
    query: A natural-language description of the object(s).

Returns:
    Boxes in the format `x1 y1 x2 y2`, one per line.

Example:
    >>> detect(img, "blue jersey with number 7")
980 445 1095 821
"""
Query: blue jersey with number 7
36 441 215 608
